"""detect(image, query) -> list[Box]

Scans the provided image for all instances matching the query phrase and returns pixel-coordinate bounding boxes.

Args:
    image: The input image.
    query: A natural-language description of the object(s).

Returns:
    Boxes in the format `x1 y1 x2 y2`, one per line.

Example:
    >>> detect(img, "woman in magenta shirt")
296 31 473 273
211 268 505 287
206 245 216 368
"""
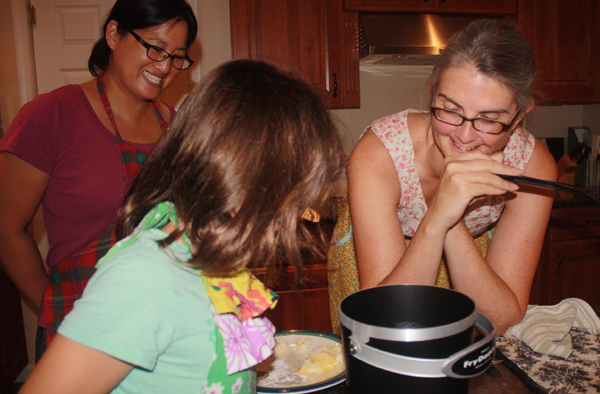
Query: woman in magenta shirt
0 0 197 359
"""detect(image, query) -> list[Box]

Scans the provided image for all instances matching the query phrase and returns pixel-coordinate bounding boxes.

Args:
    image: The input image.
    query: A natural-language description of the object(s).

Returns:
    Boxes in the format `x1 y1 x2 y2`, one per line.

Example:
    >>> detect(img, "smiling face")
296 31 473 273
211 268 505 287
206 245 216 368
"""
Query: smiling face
430 63 527 158
106 19 189 101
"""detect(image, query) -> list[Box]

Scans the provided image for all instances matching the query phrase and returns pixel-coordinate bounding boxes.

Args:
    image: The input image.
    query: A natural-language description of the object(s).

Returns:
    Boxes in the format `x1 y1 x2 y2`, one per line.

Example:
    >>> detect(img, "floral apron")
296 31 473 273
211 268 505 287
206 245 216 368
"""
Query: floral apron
42 74 168 347
327 195 495 336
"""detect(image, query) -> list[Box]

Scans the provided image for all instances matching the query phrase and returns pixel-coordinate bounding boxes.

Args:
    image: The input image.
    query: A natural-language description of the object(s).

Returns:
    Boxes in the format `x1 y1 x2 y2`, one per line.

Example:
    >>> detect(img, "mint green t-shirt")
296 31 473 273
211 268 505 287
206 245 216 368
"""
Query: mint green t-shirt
59 229 248 393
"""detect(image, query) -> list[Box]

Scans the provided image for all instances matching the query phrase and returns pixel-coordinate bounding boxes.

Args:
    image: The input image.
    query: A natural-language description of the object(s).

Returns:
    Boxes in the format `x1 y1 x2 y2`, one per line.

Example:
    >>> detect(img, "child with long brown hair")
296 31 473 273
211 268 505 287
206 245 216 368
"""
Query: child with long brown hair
19 59 346 394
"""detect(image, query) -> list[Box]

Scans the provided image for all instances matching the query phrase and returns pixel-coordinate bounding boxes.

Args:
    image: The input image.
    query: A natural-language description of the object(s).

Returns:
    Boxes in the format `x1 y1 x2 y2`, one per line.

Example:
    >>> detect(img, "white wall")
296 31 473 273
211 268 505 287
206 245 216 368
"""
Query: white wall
331 65 433 149
529 105 589 138
195 0 232 78
583 104 600 132
0 0 25 134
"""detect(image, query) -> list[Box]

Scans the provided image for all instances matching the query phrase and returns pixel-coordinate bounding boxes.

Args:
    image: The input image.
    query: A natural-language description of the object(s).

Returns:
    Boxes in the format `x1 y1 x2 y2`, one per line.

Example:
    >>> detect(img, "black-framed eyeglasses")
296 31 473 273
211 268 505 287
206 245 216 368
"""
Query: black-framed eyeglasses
129 30 193 70
430 107 521 135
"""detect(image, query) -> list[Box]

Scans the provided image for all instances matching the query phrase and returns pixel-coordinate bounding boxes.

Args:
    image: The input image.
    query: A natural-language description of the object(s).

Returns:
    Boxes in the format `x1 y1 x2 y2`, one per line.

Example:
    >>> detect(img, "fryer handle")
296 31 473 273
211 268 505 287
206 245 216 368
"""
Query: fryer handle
347 312 496 379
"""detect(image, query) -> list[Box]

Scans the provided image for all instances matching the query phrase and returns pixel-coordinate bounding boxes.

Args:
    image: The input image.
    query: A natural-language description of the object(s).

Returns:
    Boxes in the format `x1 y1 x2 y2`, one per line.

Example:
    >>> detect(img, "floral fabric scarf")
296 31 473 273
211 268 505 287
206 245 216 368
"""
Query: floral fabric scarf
98 202 278 375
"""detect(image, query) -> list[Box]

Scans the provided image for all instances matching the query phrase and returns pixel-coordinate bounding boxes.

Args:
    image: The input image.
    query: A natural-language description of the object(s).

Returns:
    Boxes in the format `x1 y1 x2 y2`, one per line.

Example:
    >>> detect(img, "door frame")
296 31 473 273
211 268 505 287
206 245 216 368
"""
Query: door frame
10 0 37 107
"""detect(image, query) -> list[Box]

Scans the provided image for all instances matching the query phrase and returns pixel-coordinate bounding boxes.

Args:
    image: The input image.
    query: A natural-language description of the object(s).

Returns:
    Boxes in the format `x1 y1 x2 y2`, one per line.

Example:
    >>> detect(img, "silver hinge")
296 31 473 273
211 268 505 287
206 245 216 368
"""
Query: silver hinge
28 5 36 26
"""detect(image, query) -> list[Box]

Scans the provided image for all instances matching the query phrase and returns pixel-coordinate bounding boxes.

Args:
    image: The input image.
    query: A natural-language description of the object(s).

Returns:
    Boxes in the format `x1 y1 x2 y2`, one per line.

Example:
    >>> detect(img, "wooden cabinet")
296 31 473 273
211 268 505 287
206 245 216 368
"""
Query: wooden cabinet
230 0 600 107
530 204 600 308
435 0 516 14
229 0 360 109
0 268 28 392
344 0 517 14
543 239 600 305
251 222 335 333
593 1 600 102
518 0 599 104
345 0 434 12
253 260 332 333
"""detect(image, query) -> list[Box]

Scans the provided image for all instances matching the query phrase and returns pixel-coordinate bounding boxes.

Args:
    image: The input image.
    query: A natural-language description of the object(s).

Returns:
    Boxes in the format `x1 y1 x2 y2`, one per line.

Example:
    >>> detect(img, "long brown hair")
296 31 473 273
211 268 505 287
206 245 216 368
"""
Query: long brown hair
116 59 346 284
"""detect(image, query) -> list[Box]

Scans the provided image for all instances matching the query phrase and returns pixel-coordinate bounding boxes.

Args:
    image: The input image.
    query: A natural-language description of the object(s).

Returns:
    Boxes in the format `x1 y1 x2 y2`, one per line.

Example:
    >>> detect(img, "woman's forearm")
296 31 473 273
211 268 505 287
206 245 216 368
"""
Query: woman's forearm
376 212 449 288
0 230 48 311
0 152 51 310
443 223 524 334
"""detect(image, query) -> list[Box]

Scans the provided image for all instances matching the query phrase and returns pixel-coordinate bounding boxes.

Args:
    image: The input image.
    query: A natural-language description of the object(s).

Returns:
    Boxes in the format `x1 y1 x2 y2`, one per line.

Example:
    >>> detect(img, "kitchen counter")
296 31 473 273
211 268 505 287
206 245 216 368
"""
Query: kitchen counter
311 306 600 394
308 360 536 394
469 361 537 394
552 195 599 208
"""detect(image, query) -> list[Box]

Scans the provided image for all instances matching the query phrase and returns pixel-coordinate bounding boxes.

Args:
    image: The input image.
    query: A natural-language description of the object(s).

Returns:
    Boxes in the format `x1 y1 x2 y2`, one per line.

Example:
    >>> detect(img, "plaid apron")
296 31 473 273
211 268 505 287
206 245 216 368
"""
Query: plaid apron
42 75 168 346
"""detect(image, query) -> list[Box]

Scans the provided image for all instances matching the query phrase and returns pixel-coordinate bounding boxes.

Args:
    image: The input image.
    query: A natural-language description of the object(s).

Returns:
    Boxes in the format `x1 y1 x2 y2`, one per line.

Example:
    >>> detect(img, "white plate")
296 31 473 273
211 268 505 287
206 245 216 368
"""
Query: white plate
256 330 346 394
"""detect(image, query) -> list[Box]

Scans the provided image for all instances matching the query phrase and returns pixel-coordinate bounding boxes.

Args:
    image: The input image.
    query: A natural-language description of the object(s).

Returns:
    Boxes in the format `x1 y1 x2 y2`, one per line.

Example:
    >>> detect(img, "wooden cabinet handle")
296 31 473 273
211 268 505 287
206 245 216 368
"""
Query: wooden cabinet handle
585 219 600 224
555 251 562 274
332 73 338 98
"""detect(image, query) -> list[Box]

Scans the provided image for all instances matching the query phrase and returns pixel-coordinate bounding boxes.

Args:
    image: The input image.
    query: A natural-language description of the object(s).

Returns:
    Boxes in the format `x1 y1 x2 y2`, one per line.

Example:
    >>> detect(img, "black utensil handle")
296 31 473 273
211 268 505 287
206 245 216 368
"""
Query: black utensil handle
495 174 600 206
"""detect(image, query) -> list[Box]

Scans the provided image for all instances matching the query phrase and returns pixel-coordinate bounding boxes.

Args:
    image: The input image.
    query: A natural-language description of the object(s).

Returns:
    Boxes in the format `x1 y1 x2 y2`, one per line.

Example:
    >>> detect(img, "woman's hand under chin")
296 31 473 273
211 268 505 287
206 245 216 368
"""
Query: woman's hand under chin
426 150 521 231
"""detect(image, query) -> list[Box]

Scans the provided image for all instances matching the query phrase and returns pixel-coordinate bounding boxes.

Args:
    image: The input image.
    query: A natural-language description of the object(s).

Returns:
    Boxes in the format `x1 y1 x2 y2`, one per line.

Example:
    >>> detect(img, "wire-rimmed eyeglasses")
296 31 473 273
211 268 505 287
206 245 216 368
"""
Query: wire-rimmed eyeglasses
129 30 193 71
431 107 521 134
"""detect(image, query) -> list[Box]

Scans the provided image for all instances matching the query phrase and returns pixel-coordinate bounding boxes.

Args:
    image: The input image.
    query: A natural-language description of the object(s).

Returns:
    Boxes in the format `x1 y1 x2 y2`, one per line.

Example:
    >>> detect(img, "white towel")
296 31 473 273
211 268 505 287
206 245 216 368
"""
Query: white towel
506 298 600 358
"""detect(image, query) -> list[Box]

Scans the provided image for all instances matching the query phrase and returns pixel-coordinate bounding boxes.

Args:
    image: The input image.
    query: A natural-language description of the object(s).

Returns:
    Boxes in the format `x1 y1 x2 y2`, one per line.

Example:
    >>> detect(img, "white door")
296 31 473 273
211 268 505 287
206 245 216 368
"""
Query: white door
30 0 114 95
30 0 194 107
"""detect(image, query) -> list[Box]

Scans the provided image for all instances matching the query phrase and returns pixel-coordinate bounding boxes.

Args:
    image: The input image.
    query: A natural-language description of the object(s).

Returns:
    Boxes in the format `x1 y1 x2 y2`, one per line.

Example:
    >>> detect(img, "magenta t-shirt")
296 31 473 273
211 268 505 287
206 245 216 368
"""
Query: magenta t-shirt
0 84 174 268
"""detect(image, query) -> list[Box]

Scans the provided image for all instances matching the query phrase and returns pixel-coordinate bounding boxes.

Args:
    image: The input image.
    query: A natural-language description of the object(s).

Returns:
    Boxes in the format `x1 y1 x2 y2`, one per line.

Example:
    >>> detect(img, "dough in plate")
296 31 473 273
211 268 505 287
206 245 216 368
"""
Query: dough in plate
297 345 342 375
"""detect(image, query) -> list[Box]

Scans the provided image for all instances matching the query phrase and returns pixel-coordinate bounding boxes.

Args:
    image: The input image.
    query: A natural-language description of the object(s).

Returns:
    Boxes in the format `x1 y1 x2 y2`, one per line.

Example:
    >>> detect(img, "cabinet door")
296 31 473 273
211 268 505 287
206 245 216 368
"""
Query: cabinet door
263 288 332 332
546 204 600 243
518 0 594 103
344 0 516 13
435 0 516 14
592 1 600 101
0 268 28 392
344 0 434 12
230 0 359 109
250 222 335 333
545 239 600 307
252 263 333 333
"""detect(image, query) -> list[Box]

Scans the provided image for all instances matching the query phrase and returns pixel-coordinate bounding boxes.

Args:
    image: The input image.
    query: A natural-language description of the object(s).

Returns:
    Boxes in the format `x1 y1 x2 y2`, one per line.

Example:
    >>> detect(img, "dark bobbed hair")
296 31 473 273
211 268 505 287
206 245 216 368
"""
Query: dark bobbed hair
429 19 538 111
116 59 346 284
89 0 198 77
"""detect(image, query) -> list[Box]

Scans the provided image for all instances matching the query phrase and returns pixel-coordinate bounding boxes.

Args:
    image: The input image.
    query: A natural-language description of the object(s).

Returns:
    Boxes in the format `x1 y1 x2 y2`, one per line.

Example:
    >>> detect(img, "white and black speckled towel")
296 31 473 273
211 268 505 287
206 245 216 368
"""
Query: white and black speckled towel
506 298 600 359
496 328 600 394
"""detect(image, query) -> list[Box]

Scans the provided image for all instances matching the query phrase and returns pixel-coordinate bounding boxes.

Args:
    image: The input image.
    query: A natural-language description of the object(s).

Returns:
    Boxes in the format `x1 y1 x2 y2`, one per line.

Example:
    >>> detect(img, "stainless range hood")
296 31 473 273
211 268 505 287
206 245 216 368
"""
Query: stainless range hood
359 13 492 65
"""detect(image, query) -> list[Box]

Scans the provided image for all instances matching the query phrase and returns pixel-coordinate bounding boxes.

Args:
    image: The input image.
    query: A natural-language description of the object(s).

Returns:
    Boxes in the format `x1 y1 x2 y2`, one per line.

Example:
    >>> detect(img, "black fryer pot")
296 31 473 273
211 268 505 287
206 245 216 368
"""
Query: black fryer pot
339 284 496 394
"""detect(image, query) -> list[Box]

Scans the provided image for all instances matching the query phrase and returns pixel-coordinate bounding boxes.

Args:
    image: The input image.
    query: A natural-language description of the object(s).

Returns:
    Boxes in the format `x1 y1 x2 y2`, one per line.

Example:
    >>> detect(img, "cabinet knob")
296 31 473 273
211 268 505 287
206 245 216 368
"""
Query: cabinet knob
333 73 338 98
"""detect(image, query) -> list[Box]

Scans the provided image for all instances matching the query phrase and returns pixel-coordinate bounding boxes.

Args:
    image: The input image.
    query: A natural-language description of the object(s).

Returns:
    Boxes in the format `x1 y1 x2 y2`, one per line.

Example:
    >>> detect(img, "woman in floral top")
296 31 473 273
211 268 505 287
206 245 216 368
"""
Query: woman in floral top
330 19 557 336
19 59 346 394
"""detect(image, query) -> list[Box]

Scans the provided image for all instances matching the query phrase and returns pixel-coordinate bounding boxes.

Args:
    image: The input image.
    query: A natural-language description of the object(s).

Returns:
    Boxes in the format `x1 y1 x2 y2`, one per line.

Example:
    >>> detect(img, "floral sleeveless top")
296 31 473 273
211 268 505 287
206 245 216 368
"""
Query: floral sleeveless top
369 109 536 238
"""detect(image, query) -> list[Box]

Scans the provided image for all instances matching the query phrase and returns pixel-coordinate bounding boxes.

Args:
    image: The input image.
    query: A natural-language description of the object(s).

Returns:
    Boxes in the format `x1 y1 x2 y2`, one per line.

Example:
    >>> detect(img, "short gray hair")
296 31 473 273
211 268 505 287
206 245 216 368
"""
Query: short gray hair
429 19 537 111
